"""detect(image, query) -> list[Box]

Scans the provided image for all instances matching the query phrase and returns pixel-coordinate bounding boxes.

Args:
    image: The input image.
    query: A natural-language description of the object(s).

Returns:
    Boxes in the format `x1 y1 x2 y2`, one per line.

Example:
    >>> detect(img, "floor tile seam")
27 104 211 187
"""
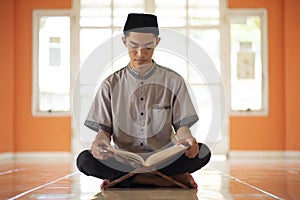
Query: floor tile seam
0 168 23 176
228 176 285 200
209 166 285 200
6 171 79 200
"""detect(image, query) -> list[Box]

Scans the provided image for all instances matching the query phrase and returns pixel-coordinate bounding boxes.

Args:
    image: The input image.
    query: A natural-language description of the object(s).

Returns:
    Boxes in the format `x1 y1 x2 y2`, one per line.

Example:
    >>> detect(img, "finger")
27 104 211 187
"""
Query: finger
92 144 106 157
100 155 109 160
92 151 102 160
186 151 197 158
185 145 199 158
185 149 193 158
100 139 110 148
191 144 199 156
94 152 107 160
101 152 113 160
176 140 189 148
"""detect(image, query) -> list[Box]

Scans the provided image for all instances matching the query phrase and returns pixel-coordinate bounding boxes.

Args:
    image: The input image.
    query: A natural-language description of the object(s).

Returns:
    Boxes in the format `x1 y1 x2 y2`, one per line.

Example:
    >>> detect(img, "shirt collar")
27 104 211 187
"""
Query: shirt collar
126 60 157 80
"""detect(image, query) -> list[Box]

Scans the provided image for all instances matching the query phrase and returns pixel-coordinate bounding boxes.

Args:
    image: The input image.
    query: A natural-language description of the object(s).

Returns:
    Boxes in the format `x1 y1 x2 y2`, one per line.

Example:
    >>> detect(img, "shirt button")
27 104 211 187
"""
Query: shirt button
141 112 144 115
140 97 144 101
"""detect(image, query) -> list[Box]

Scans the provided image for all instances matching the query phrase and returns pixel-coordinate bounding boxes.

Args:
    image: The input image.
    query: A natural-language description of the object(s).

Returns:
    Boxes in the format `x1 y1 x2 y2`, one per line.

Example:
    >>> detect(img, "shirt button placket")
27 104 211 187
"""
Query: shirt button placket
139 80 145 122
139 80 146 144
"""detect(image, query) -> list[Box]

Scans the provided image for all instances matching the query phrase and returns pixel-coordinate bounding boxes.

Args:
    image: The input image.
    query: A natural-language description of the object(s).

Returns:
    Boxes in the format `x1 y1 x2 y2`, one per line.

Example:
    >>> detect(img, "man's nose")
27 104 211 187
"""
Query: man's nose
136 47 145 57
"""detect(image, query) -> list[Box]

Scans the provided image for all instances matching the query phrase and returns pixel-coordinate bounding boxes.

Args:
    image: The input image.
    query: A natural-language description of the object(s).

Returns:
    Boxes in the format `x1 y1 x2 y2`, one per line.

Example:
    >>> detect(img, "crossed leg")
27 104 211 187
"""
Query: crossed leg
77 143 211 188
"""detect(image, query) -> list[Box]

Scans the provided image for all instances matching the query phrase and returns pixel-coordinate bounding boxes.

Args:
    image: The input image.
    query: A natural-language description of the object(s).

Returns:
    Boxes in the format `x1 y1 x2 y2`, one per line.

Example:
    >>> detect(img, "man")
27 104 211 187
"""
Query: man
77 13 211 189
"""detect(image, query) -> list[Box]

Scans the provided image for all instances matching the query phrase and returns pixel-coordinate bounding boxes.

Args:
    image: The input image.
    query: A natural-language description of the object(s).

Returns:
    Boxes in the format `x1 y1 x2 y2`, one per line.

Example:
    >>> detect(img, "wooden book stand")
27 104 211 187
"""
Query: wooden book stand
102 167 189 189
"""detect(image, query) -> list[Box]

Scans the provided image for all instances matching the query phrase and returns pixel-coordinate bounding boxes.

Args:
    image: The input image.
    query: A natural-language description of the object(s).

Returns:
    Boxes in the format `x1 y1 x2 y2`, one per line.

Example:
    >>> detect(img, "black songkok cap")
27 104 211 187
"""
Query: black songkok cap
123 13 159 36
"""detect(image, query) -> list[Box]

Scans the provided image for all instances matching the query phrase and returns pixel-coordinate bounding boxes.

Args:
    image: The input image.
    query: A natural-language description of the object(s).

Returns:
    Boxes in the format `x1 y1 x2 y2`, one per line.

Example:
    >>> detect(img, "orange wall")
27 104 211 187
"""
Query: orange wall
0 0 14 152
229 0 300 150
284 0 300 150
0 0 72 153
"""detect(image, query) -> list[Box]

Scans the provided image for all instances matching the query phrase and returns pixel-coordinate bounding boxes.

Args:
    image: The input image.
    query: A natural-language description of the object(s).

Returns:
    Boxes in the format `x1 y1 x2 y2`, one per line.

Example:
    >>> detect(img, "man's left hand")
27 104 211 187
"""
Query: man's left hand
176 126 199 158
181 137 199 158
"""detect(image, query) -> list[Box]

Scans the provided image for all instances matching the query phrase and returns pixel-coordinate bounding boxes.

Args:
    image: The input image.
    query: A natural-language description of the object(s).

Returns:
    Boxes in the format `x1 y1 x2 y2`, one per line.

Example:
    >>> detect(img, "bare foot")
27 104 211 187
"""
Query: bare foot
100 179 111 189
172 173 198 189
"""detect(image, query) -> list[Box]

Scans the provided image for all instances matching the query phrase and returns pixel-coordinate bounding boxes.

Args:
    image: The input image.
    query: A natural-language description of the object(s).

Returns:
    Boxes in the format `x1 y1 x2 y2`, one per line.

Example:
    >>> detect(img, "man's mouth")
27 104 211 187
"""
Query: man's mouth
135 59 146 62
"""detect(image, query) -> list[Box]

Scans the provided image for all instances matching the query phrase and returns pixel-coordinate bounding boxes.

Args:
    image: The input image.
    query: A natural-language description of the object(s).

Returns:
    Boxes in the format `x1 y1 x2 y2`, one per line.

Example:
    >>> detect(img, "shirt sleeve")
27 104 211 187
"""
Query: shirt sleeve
172 78 199 131
84 80 113 134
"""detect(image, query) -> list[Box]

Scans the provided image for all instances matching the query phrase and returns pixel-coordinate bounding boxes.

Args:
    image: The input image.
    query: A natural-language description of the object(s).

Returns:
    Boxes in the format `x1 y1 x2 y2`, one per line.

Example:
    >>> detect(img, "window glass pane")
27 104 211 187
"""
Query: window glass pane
113 0 143 7
80 17 111 27
80 28 112 65
189 29 221 74
81 0 111 6
113 8 144 27
38 16 70 112
80 0 111 27
230 16 263 111
189 85 213 142
80 7 111 17
113 0 144 27
188 64 206 84
155 0 186 27
112 54 129 72
49 37 61 66
188 0 219 26
153 50 188 80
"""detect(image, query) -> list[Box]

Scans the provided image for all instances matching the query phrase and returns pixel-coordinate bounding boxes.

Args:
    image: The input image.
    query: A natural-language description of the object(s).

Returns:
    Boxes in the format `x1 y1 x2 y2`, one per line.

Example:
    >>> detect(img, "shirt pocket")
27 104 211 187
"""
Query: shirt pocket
152 104 171 110
151 104 171 134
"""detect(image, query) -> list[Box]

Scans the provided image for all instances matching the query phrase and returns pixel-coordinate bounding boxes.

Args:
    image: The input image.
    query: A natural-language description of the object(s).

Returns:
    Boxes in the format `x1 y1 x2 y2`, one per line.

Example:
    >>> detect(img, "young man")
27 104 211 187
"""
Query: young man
76 13 211 189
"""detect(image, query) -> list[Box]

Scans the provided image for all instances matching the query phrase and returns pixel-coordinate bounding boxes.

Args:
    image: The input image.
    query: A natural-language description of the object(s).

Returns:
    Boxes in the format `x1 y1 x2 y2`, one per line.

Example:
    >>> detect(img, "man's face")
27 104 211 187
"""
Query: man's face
123 32 160 68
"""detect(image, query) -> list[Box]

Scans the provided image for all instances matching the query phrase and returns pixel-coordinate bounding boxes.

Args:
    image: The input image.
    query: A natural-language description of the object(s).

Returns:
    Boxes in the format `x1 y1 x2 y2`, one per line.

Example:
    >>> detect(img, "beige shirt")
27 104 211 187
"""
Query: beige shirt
85 62 198 154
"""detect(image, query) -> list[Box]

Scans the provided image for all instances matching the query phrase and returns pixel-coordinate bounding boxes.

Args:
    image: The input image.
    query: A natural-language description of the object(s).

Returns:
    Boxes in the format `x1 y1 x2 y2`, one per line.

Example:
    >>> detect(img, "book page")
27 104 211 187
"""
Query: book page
144 144 188 167
107 144 188 168
106 146 145 166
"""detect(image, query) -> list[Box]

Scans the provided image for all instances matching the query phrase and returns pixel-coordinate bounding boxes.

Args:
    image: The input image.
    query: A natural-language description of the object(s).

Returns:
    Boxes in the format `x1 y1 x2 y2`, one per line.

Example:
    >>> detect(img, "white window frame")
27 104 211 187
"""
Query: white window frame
32 9 73 117
226 9 268 116
74 0 229 155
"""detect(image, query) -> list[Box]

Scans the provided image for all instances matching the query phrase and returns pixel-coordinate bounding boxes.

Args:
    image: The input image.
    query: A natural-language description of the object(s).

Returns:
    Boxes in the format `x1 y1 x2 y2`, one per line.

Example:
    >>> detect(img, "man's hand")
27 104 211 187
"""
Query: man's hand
176 126 199 158
180 137 199 158
91 131 113 160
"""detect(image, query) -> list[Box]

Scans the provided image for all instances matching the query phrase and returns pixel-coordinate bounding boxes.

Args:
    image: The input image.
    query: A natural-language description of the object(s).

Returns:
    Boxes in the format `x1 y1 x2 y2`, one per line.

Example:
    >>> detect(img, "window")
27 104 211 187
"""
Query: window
32 10 71 116
77 0 227 154
228 9 268 115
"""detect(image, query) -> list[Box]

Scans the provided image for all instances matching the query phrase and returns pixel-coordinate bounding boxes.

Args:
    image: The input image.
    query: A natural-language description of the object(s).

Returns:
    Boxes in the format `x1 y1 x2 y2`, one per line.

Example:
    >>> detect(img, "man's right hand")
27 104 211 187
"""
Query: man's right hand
91 131 113 160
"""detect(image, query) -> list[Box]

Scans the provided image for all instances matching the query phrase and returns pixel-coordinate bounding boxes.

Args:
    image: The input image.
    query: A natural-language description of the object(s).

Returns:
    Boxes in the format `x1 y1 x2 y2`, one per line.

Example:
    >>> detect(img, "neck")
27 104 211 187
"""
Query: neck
130 62 153 78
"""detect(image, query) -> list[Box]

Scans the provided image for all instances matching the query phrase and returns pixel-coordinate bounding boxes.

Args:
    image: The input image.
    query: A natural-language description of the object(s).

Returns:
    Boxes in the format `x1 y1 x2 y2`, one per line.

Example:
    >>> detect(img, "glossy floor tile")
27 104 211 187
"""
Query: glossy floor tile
0 156 299 200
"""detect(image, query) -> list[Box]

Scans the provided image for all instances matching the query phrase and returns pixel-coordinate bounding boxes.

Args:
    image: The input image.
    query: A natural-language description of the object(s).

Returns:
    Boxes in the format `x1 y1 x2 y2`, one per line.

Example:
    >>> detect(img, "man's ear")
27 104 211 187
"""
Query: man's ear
122 36 127 47
155 37 161 47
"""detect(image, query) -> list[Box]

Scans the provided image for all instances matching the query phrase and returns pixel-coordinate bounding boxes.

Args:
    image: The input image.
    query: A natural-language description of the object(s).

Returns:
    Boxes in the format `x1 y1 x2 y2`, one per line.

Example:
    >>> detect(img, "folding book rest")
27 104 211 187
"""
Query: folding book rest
102 167 189 189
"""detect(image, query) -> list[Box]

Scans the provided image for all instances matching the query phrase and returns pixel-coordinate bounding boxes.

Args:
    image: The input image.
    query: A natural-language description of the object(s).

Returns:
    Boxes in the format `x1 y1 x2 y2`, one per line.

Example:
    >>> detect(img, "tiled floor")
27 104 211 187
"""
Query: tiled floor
0 155 299 200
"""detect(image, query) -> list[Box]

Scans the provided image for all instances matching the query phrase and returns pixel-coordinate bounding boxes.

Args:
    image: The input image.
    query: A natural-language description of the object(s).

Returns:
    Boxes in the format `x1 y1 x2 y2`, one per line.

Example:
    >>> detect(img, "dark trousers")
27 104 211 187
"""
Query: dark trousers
76 143 211 187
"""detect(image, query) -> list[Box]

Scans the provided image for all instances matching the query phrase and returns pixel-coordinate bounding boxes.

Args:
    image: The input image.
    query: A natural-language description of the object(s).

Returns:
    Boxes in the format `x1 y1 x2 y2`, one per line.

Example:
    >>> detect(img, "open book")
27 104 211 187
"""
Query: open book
106 144 189 168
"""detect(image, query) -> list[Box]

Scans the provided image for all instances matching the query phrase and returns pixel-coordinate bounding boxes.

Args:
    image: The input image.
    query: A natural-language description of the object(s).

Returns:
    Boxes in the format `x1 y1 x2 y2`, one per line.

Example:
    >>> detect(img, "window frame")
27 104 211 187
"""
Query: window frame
75 0 229 155
71 0 269 156
226 9 269 116
32 9 73 117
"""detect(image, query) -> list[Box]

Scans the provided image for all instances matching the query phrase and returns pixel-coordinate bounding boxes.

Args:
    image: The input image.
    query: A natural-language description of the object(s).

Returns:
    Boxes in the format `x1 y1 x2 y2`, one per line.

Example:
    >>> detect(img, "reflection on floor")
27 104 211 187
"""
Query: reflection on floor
0 155 299 200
